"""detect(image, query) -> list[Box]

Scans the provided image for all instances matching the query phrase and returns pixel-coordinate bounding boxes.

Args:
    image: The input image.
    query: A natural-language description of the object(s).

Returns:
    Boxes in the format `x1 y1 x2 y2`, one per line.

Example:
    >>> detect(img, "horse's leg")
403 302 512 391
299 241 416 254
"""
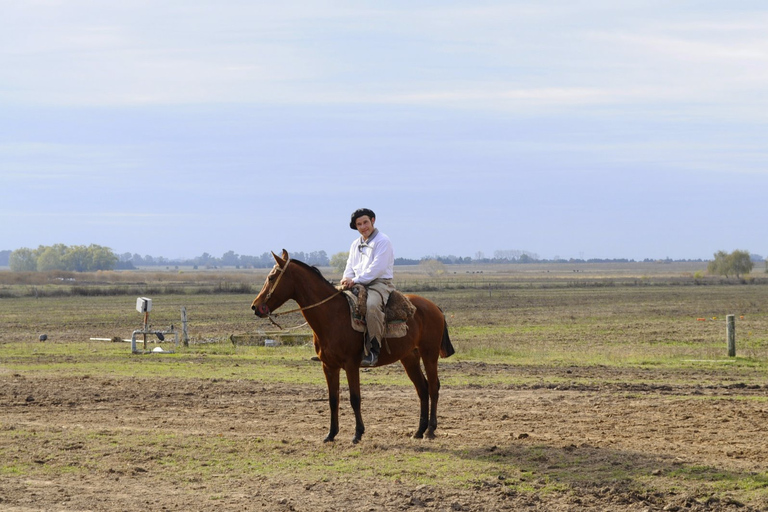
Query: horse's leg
323 364 340 443
401 353 429 439
422 356 441 439
344 365 365 444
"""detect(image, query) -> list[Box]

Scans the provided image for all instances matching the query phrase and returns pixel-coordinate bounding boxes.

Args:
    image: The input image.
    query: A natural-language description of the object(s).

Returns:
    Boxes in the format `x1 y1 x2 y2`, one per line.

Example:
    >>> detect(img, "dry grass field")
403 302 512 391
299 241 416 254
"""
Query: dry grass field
2 262 768 511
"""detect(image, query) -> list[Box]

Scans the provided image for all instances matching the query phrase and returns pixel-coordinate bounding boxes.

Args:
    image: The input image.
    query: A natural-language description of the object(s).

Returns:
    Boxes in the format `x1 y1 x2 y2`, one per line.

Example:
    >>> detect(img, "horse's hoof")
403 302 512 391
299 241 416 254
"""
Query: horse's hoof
352 437 361 444
425 431 436 440
412 432 424 439
323 436 335 443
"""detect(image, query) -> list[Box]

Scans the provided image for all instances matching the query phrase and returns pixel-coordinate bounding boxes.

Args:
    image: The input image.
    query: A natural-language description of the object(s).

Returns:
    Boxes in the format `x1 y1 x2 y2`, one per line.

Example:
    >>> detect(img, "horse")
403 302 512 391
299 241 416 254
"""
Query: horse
251 250 455 444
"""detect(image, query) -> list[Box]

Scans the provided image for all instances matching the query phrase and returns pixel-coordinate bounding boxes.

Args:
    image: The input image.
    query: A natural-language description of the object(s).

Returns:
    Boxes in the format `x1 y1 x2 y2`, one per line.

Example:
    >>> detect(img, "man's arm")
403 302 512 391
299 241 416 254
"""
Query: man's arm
340 242 358 289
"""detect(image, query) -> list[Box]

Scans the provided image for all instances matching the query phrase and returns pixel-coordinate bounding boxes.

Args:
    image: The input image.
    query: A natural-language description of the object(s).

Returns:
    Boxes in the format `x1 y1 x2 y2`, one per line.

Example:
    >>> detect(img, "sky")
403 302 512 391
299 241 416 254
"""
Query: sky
1 1 767 261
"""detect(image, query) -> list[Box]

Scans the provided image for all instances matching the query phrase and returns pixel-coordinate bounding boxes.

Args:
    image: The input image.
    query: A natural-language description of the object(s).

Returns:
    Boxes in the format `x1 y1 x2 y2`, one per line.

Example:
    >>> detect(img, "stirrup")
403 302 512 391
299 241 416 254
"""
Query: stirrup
361 352 378 367
361 337 380 367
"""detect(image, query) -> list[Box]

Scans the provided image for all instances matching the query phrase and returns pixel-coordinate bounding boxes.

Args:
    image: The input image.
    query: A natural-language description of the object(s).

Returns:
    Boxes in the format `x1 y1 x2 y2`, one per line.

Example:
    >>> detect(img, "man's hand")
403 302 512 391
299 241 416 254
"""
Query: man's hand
340 277 355 290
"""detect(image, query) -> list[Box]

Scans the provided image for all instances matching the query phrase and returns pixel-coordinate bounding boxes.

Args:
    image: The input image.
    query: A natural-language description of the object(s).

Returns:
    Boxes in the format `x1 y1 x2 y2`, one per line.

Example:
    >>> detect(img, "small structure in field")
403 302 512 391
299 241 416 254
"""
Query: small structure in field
131 297 180 354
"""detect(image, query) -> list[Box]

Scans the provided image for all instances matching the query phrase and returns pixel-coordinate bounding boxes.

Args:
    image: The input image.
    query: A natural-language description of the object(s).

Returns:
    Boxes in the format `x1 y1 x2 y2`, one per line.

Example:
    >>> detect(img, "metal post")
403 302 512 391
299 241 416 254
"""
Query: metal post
181 307 189 347
143 311 149 350
727 314 736 357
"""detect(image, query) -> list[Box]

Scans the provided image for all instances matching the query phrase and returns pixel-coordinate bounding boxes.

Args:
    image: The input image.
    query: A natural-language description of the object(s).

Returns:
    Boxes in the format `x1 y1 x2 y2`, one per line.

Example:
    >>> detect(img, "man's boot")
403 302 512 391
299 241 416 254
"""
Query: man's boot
361 337 380 367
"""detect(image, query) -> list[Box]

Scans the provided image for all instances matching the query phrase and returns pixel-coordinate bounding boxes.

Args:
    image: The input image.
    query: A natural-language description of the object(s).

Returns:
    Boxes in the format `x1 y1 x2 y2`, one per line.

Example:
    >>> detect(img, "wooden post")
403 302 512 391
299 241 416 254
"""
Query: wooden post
181 307 189 347
727 314 736 357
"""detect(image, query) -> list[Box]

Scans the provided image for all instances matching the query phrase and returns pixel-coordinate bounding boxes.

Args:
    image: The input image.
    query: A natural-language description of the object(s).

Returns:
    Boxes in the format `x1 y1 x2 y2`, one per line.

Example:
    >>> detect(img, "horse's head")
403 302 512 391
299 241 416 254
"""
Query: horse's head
251 249 293 317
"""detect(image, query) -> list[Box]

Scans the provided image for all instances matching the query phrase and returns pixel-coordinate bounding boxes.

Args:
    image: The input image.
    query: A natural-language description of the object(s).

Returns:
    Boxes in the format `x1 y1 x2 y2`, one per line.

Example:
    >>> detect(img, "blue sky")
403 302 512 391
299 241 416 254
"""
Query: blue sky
1 1 766 261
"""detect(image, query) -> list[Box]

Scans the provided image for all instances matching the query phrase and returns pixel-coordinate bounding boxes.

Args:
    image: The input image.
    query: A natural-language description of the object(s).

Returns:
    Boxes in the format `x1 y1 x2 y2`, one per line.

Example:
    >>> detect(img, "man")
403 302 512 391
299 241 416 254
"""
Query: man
340 208 395 366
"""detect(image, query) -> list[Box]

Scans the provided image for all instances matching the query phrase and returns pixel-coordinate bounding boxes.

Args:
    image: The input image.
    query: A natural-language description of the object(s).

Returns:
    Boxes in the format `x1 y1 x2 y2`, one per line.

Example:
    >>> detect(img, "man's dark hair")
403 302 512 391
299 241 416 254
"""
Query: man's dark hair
350 208 376 230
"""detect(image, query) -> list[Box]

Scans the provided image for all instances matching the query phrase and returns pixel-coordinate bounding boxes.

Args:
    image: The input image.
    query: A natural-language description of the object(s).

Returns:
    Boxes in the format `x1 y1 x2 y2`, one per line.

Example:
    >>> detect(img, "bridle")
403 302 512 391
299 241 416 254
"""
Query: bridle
261 257 343 329
264 257 291 301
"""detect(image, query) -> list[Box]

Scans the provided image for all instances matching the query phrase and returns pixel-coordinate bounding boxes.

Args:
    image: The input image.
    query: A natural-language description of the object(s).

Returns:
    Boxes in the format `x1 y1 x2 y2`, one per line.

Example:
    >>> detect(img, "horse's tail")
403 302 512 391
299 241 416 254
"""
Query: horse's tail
439 319 455 358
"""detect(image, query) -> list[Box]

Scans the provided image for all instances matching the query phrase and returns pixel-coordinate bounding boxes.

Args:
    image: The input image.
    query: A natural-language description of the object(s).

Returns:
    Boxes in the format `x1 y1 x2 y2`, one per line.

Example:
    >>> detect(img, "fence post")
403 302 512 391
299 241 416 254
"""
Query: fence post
726 314 736 357
181 307 189 347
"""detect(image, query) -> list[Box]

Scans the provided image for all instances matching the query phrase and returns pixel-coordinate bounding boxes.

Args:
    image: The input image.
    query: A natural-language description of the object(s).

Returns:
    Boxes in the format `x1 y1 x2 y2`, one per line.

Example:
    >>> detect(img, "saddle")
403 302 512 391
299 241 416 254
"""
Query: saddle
341 284 416 338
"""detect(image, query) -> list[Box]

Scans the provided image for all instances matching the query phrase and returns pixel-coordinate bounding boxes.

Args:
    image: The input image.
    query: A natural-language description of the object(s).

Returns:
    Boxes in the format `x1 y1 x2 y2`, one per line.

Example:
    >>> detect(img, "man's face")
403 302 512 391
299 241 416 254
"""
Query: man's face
355 215 375 239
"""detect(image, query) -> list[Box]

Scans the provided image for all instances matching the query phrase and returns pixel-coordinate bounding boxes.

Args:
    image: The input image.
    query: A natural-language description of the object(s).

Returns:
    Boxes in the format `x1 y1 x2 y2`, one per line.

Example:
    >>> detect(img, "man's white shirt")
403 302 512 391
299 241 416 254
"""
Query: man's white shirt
343 229 394 285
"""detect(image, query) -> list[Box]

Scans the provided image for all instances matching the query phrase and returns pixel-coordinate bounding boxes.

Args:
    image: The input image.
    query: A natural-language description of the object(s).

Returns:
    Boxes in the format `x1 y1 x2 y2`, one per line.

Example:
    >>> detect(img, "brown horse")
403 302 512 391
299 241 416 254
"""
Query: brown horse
251 250 454 443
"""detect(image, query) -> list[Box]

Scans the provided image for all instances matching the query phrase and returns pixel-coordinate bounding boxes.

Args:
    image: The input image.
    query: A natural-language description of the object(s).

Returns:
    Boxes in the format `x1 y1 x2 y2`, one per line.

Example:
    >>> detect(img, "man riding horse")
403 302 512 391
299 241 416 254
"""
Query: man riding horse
339 208 395 367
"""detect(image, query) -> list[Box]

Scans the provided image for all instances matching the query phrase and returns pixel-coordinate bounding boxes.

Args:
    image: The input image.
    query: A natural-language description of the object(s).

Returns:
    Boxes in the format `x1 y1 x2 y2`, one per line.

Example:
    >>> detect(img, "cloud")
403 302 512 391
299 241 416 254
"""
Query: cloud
2 1 767 119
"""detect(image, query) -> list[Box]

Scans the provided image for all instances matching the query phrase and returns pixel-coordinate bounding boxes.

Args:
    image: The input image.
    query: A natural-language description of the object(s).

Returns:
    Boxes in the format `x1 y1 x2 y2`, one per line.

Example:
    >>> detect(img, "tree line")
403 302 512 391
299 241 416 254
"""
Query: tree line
3 245 763 276
119 250 330 269
5 246 332 272
8 245 119 272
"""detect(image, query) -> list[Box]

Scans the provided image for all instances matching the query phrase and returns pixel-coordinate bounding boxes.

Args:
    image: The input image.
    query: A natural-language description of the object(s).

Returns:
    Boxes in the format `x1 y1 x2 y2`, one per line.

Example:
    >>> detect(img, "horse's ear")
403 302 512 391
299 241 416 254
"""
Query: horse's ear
280 249 289 260
271 251 285 266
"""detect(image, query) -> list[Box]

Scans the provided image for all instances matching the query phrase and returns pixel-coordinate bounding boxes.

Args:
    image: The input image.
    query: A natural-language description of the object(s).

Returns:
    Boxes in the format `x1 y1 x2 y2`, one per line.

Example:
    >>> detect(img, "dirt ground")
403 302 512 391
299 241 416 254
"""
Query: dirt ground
2 363 768 511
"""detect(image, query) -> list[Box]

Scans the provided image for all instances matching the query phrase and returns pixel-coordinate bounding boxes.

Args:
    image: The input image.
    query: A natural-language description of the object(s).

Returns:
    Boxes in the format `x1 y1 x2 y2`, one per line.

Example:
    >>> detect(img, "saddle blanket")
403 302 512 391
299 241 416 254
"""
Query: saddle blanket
341 285 416 339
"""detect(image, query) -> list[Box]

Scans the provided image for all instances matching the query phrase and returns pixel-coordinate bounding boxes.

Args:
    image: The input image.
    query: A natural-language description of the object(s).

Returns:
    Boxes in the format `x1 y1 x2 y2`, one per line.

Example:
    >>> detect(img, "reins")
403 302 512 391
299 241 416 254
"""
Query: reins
264 257 343 329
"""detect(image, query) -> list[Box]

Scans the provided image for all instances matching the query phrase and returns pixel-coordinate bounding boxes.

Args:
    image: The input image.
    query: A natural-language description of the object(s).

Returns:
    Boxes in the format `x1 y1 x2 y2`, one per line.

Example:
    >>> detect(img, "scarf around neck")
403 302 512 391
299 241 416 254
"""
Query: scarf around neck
358 228 379 252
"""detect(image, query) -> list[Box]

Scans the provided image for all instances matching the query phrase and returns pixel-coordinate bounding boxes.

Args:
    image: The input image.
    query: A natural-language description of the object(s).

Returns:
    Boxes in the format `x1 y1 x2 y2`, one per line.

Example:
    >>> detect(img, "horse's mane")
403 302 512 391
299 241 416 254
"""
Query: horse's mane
290 258 337 290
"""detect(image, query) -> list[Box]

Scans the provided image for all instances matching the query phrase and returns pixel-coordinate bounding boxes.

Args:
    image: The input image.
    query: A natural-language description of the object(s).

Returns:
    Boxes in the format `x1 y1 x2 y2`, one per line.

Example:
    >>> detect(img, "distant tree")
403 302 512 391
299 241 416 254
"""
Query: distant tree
306 250 329 266
115 259 135 270
494 249 522 261
707 250 729 277
729 250 754 278
493 249 539 262
434 254 472 264
36 244 67 271
707 249 753 279
255 252 275 267
9 248 37 272
221 250 239 266
63 245 92 271
238 253 263 268
330 251 348 274
87 244 119 271
0 250 11 266
195 252 214 266
420 258 446 277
